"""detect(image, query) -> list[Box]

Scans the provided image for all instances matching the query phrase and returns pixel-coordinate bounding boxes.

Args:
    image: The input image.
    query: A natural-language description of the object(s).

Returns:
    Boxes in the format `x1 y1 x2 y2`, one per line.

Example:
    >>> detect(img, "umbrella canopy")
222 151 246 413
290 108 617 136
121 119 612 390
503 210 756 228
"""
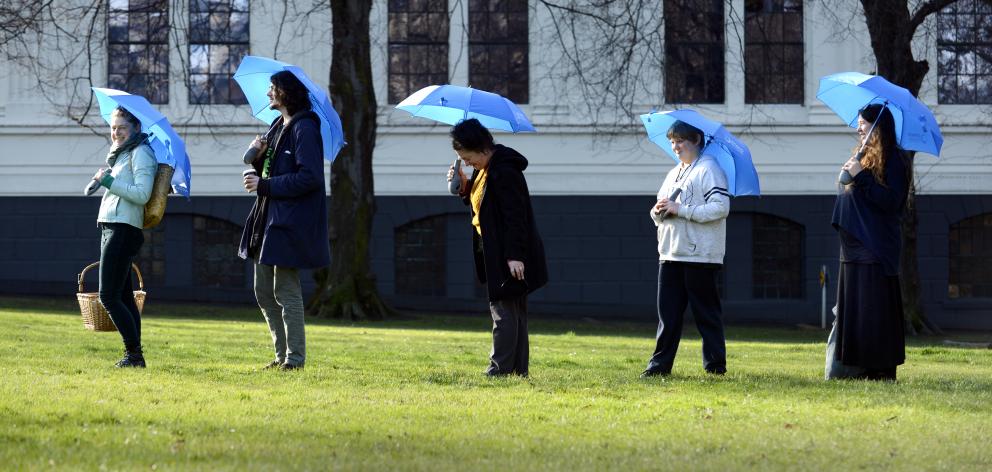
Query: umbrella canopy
233 55 345 162
816 71 943 156
395 85 535 133
640 109 760 197
91 87 191 198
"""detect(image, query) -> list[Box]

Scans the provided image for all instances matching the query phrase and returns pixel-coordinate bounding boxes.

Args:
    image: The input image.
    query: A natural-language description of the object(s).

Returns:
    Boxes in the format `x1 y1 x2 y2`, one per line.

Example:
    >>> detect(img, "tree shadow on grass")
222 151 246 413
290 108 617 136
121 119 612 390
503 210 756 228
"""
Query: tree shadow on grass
4 296 989 348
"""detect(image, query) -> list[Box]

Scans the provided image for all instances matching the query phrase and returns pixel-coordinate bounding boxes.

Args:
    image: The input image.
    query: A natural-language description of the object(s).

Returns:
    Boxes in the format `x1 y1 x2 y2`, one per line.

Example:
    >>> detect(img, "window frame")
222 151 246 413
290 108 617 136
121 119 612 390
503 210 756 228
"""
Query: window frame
936 0 992 105
743 0 804 104
387 0 451 104
467 0 529 104
187 0 251 105
107 0 171 104
663 0 726 104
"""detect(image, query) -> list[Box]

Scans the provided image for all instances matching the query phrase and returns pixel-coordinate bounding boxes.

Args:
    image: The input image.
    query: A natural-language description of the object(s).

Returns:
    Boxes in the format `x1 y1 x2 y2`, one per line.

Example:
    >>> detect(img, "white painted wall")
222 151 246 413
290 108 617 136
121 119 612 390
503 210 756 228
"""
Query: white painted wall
0 0 988 198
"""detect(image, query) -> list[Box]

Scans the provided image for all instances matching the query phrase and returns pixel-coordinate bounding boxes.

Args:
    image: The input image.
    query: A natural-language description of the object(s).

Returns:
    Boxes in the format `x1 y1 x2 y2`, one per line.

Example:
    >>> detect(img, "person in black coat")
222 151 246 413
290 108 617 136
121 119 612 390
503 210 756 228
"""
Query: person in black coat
239 70 330 370
446 119 548 377
827 103 910 381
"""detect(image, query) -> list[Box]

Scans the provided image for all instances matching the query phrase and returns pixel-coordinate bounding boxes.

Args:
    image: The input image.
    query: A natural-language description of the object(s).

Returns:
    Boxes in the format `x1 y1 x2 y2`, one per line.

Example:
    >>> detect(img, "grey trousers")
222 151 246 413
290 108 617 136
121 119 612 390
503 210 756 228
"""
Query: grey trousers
254 260 306 366
488 295 529 375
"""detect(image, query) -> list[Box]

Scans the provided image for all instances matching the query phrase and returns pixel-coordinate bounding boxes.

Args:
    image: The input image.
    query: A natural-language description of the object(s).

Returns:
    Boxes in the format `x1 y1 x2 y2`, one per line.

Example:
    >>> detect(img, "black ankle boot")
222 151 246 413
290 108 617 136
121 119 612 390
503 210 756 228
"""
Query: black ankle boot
115 345 146 368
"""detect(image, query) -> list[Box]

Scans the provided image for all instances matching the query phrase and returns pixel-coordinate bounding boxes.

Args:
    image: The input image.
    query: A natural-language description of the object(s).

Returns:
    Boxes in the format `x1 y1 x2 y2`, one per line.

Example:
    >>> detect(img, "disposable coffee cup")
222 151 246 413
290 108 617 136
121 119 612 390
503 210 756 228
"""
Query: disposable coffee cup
243 168 257 178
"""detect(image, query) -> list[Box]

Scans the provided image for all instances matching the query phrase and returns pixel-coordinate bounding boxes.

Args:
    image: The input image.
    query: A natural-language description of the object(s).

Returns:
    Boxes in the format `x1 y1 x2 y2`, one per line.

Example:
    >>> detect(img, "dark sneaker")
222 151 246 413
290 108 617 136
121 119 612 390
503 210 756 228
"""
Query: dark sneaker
262 360 283 370
280 363 303 371
115 347 146 368
706 367 727 376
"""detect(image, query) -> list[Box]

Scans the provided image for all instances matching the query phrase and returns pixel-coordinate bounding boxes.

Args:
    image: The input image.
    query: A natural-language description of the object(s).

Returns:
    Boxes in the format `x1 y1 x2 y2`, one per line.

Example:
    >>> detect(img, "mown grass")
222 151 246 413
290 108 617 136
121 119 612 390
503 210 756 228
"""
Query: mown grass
1 296 990 471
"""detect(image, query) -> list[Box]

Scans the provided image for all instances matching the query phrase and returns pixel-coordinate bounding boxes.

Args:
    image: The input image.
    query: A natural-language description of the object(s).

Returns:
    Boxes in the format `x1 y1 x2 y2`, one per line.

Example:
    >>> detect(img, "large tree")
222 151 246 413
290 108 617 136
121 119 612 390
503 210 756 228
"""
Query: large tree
308 0 394 320
855 0 988 334
308 0 660 320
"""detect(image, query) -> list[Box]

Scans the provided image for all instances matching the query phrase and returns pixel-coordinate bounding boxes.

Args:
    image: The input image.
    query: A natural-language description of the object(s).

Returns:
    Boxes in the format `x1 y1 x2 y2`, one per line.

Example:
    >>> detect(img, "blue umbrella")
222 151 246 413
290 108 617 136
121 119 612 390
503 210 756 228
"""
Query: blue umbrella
395 85 535 133
233 55 345 162
816 71 943 156
91 87 191 198
640 109 760 197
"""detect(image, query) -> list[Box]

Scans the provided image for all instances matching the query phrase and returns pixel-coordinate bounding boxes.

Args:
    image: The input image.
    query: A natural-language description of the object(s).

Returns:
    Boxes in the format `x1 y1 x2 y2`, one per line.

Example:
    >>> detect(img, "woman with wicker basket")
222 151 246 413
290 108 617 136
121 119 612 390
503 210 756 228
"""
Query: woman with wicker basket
90 106 157 368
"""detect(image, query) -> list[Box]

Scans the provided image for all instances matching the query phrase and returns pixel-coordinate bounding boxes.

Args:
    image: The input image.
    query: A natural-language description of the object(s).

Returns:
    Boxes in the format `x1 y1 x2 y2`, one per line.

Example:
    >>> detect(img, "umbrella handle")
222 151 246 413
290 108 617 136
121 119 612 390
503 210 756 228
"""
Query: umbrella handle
448 158 463 195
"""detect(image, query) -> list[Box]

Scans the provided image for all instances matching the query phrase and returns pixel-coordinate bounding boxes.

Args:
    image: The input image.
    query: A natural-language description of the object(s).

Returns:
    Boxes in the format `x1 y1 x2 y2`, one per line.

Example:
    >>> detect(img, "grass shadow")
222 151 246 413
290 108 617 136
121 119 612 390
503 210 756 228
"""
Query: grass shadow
3 296 989 348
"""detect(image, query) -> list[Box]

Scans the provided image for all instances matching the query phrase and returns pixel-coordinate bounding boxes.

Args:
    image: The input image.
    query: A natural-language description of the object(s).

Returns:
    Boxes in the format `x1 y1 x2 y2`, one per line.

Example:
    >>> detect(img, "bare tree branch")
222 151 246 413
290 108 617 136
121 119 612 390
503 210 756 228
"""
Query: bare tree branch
909 0 958 35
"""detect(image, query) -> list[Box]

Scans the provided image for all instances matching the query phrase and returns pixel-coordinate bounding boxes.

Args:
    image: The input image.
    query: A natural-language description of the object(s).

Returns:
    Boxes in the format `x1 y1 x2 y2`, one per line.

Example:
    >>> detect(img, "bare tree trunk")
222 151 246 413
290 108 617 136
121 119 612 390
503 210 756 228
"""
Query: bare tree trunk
899 172 927 334
858 0 953 334
308 0 394 320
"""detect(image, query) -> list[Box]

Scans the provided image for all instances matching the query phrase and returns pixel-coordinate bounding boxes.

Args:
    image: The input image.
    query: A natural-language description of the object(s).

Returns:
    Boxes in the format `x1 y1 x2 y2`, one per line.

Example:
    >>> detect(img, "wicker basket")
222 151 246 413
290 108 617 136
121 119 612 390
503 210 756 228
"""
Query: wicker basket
76 262 146 332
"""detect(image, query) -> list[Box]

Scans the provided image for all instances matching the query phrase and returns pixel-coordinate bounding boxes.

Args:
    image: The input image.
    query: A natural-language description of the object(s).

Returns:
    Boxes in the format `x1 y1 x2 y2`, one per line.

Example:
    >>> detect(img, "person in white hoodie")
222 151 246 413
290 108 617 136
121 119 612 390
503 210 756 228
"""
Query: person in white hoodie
641 120 731 377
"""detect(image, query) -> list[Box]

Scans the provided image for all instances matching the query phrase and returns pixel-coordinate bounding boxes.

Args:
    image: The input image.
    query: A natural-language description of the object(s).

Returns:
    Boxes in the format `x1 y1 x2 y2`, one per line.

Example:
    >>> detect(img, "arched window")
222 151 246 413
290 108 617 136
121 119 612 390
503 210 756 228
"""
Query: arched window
395 215 447 296
752 213 803 299
948 213 992 298
193 215 246 288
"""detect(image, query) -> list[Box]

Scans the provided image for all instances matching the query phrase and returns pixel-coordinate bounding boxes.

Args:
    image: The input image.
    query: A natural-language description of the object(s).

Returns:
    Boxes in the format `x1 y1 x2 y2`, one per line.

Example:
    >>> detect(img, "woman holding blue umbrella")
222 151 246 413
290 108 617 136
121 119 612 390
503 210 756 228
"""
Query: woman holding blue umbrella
446 118 547 377
827 104 910 381
91 106 157 368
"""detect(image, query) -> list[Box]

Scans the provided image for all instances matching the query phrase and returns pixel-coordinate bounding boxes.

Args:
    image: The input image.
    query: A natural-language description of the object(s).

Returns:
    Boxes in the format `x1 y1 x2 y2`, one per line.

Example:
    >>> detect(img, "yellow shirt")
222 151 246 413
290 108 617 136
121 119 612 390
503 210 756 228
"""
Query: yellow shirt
470 166 489 235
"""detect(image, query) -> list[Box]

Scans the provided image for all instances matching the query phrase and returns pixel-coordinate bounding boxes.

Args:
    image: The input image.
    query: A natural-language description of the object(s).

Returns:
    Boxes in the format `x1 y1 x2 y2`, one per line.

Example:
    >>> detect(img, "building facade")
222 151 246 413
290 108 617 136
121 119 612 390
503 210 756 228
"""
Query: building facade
1 0 990 328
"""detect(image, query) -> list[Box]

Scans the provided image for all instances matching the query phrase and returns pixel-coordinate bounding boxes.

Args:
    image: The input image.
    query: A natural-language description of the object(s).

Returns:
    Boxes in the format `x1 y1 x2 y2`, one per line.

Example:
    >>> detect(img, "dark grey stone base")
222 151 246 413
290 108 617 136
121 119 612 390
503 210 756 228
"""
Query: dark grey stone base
1 194 990 329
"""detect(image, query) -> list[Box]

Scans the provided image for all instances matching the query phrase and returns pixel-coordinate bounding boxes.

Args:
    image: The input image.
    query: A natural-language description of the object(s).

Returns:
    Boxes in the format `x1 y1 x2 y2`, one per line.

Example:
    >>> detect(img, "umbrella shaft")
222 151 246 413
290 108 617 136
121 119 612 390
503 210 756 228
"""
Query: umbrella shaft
855 106 885 156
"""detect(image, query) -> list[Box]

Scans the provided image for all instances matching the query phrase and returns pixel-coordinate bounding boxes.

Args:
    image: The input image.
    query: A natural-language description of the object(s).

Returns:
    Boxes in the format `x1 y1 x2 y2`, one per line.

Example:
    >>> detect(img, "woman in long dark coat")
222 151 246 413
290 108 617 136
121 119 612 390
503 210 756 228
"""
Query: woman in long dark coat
446 118 548 377
827 103 910 381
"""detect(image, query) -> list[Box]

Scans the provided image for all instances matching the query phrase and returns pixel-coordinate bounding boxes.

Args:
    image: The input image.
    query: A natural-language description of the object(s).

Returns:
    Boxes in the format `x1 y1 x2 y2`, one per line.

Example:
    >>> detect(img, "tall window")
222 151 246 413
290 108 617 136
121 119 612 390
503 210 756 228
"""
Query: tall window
388 0 450 104
192 216 246 288
948 213 992 298
664 0 724 103
188 0 249 104
468 0 529 103
108 0 169 104
937 0 992 104
744 0 803 104
395 216 446 297
752 213 803 299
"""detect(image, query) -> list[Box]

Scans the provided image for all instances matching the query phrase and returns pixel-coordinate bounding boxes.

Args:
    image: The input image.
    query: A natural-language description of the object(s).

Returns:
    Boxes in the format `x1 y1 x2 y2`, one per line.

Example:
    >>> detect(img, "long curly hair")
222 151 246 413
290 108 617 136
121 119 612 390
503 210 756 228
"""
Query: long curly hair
856 104 897 186
270 71 312 116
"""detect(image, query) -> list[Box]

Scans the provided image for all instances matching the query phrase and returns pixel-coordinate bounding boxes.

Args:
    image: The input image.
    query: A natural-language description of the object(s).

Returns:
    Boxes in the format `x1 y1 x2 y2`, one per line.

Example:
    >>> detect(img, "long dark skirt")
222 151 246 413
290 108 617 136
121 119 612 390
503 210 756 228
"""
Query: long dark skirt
835 262 905 369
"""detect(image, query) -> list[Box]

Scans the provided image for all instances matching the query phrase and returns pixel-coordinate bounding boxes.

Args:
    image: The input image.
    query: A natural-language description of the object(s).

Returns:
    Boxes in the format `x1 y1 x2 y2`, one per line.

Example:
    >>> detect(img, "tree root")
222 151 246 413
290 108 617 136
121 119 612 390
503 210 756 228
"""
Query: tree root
307 272 398 321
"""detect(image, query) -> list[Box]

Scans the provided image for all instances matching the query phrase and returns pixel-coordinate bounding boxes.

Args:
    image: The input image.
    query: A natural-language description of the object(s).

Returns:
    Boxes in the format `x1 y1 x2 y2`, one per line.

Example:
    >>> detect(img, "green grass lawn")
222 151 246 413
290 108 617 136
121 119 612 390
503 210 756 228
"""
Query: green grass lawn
1 296 990 471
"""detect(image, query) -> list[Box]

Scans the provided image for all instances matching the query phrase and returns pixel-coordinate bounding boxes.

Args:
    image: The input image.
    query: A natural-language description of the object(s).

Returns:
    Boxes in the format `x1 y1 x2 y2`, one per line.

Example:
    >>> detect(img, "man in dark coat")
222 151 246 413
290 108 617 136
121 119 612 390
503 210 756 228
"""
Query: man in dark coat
447 118 548 377
240 70 330 370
